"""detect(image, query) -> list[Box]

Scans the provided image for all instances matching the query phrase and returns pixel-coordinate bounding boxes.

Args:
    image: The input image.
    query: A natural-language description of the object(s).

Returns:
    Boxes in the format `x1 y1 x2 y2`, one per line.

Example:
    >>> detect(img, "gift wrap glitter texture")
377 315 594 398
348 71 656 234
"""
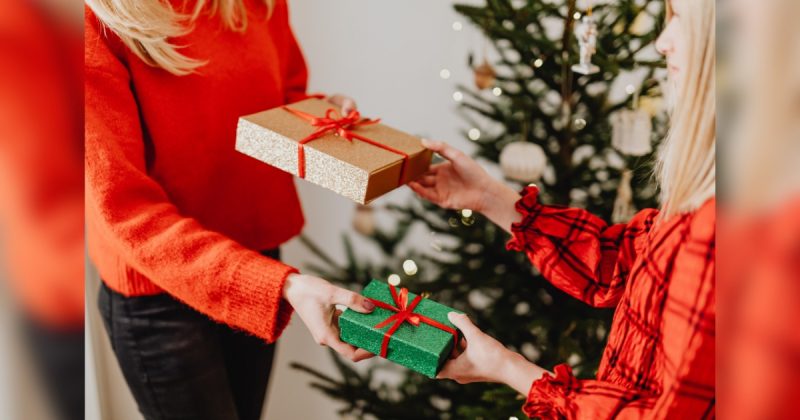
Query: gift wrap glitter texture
339 280 462 378
236 98 433 204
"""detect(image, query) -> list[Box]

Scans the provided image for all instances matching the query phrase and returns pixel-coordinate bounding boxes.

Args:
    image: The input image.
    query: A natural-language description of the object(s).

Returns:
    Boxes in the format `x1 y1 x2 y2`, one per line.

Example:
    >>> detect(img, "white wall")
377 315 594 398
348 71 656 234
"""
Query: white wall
86 1 484 419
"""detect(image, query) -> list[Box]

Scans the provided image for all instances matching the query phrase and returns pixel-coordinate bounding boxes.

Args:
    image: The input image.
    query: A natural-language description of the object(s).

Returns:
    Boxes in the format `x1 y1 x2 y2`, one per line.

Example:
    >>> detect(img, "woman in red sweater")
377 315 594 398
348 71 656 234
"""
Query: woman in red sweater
410 0 716 418
85 1 373 419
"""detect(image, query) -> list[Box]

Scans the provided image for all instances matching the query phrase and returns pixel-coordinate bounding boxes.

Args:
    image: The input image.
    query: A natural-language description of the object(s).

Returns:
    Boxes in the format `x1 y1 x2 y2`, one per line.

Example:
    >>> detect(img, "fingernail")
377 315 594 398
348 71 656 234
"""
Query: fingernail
364 300 375 311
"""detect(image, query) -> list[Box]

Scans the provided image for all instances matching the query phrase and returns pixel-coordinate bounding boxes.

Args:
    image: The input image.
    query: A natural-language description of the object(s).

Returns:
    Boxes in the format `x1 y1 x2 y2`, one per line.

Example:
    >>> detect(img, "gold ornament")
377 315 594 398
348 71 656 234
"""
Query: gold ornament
473 58 496 90
352 204 375 236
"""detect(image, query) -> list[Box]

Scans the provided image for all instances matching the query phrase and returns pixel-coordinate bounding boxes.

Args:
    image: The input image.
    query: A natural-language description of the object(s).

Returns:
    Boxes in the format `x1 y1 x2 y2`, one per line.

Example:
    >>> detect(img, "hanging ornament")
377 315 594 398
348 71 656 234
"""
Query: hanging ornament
499 141 548 182
610 109 653 156
572 10 600 75
352 204 375 236
612 169 637 223
473 58 496 90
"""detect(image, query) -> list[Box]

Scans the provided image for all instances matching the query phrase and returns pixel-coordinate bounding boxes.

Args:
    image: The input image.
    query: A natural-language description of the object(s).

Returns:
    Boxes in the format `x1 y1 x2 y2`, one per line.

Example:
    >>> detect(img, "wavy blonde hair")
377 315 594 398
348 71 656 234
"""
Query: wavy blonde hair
656 0 716 217
86 0 274 75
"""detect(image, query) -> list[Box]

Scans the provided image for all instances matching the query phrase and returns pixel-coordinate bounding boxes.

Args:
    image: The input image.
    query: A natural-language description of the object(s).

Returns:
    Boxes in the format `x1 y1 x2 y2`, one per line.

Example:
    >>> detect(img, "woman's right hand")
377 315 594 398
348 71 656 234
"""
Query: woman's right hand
408 139 496 212
282 273 375 362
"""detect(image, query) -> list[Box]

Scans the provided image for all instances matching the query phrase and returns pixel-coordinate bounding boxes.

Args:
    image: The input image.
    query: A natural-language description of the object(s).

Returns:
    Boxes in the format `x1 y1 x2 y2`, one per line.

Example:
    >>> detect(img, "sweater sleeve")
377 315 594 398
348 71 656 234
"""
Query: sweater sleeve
84 18 295 343
506 186 658 308
278 0 308 103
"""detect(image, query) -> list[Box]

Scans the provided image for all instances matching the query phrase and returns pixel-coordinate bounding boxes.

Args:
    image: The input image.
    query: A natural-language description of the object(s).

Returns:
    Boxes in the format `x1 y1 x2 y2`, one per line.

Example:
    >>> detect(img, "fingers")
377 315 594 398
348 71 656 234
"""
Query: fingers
421 139 465 163
332 287 375 313
327 94 358 114
324 334 362 362
409 181 440 203
352 348 375 362
447 312 480 339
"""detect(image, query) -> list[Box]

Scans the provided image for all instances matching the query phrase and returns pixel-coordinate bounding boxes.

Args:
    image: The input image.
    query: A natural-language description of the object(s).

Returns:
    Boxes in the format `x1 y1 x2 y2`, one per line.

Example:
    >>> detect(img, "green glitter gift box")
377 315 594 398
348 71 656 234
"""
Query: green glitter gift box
339 280 461 378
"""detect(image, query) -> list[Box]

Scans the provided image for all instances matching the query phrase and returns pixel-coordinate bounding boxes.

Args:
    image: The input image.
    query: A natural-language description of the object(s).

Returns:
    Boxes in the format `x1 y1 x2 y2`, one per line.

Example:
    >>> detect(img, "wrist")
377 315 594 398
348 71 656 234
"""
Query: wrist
497 350 546 395
282 272 302 301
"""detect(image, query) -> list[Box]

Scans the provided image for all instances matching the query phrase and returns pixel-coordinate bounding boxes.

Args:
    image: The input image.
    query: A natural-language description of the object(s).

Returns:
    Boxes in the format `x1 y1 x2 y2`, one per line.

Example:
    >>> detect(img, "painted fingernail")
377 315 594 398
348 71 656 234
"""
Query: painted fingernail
364 300 375 311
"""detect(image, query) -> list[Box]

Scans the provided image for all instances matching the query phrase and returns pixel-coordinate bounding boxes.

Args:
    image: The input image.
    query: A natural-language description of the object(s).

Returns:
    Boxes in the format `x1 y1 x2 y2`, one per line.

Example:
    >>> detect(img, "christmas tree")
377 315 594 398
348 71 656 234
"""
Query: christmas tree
292 0 667 418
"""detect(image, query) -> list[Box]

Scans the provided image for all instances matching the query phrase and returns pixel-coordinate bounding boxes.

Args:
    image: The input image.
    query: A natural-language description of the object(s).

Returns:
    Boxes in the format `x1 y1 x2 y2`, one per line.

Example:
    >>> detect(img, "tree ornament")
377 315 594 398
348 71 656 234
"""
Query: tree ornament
612 169 637 223
611 108 653 156
352 204 375 236
473 58 496 90
499 141 548 182
572 13 601 75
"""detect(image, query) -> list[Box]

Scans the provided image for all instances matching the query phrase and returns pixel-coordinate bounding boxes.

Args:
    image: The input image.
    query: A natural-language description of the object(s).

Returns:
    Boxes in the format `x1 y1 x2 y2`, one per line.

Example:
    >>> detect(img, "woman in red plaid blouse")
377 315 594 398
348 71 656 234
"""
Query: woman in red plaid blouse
409 0 715 418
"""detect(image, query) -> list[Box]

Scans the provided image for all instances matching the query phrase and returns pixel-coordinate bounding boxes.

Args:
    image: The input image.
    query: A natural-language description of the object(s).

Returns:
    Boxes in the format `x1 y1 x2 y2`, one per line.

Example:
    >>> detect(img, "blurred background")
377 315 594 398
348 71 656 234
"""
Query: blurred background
1 0 798 419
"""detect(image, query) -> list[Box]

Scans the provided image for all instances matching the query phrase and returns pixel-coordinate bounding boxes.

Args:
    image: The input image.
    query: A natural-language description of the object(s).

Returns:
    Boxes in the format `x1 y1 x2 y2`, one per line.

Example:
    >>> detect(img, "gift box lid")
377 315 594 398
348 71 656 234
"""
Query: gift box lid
339 280 462 377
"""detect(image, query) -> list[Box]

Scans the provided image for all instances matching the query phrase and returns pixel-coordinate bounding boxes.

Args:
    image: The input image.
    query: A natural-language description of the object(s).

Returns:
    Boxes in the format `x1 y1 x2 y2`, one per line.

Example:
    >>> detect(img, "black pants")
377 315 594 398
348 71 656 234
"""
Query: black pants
98 250 279 420
22 317 84 420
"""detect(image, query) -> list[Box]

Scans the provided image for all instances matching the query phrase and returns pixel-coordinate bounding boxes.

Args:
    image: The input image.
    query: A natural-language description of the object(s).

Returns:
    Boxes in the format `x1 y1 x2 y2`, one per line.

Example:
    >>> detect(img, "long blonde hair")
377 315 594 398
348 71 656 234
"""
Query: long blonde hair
656 0 716 217
86 0 274 75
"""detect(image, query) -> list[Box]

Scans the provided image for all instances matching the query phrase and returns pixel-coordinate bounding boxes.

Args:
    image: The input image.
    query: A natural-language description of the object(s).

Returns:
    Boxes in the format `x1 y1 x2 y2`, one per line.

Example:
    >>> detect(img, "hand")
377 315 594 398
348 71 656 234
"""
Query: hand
283 273 375 362
438 312 547 394
409 139 496 212
326 94 358 115
409 139 523 232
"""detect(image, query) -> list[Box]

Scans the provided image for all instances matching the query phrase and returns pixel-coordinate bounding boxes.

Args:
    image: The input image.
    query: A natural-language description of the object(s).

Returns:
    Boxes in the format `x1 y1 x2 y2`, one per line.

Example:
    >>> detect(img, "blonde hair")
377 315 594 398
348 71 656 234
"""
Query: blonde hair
86 0 274 75
656 0 716 217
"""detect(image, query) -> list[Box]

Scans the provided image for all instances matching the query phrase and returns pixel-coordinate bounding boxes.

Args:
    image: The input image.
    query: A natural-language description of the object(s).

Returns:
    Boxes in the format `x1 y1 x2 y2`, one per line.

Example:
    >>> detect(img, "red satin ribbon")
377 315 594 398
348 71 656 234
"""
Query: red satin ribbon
282 106 409 183
367 284 459 359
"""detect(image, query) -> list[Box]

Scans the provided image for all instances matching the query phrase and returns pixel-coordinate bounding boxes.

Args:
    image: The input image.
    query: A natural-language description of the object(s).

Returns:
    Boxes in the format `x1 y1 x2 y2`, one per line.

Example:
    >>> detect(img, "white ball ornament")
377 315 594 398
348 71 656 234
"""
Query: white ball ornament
499 141 548 183
611 109 652 156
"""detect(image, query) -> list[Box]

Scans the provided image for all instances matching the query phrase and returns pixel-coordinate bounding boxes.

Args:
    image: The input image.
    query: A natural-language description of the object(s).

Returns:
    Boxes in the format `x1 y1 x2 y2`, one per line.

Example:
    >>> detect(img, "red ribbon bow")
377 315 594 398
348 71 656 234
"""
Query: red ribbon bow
367 284 459 359
283 106 409 183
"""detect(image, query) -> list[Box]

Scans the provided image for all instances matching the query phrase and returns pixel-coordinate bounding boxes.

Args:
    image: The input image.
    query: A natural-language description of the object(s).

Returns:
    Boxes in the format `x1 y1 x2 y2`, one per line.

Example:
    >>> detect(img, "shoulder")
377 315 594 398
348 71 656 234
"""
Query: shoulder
84 5 129 74
688 198 716 244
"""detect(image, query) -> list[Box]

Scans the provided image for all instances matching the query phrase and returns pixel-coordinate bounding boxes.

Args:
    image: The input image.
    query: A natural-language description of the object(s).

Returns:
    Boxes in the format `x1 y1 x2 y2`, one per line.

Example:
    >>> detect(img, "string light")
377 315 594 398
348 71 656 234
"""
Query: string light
534 58 544 68
439 69 451 79
452 91 464 102
625 84 636 95
452 21 463 31
388 274 401 286
573 11 582 20
402 259 418 276
461 209 473 218
468 128 481 140
574 118 587 130
492 87 503 96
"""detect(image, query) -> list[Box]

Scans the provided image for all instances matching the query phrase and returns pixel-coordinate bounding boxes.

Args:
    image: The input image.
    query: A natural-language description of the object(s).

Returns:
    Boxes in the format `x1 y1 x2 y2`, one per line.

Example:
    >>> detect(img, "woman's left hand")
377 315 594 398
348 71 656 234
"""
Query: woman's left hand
327 94 358 115
438 312 548 394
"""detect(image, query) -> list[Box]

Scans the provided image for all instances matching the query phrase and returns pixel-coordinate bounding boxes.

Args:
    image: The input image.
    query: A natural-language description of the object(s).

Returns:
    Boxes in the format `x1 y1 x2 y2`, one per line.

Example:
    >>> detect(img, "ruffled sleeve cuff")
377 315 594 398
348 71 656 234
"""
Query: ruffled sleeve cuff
522 364 578 420
506 185 545 252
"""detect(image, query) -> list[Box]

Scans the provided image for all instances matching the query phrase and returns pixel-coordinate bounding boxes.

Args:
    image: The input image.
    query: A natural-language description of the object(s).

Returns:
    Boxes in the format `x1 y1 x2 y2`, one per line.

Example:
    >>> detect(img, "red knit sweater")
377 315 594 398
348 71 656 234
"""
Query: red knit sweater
84 0 308 342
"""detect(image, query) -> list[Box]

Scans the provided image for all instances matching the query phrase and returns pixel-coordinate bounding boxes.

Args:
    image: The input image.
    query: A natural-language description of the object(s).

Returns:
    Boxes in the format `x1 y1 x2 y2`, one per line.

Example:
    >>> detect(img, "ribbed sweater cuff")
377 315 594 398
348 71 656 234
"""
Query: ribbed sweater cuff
227 253 298 343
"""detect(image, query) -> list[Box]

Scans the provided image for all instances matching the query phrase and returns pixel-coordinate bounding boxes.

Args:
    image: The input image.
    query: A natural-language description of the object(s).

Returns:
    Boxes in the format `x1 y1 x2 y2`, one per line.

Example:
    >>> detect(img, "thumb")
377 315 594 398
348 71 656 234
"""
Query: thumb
421 139 464 163
332 288 375 313
447 312 479 338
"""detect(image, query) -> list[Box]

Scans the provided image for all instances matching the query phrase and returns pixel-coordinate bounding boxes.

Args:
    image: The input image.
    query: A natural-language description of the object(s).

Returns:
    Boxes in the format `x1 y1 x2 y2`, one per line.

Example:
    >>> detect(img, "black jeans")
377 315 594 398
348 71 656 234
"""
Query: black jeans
98 249 279 420
22 317 84 420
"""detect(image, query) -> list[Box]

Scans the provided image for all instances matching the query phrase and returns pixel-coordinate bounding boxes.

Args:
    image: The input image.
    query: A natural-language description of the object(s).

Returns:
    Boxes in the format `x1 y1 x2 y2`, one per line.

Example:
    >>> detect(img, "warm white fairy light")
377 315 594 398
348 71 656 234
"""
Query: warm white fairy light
461 209 473 218
402 259 418 276
625 84 636 95
492 87 503 96
439 69 451 79
452 91 464 102
574 118 587 130
534 58 544 68
468 128 481 141
573 11 582 19
452 21 463 31
388 274 401 286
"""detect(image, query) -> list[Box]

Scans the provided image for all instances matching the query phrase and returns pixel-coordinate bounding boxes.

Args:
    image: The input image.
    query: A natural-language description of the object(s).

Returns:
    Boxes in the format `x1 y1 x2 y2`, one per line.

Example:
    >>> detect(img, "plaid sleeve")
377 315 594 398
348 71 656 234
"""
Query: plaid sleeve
522 207 716 420
506 186 658 308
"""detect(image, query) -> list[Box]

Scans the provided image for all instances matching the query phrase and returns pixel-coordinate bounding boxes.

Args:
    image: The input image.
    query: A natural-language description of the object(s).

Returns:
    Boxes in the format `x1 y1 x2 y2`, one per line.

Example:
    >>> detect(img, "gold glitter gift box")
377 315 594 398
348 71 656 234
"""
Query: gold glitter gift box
236 98 433 204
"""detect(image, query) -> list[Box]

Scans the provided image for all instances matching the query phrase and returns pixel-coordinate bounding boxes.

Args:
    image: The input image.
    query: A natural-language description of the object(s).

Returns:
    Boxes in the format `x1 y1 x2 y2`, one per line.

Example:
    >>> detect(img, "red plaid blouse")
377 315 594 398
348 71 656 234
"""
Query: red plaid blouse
507 186 715 419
